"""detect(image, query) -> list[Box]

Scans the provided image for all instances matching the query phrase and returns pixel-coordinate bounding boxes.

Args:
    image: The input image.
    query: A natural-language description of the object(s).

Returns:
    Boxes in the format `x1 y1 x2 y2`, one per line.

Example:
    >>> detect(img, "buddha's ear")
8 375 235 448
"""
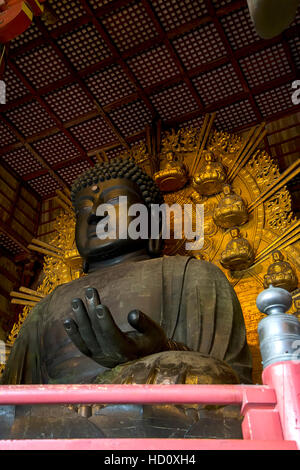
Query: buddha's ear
83 259 89 274
147 211 164 257
147 237 164 257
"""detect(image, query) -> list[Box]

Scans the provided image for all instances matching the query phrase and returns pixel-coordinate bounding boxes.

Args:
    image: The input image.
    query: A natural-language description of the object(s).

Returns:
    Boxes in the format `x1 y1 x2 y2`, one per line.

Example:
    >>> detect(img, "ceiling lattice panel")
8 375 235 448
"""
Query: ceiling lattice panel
239 44 293 88
3 65 28 103
172 23 227 70
215 99 258 129
44 83 95 122
5 100 56 136
57 23 112 70
126 44 178 88
220 7 259 50
46 0 86 30
0 233 24 256
2 147 44 177
32 133 81 166
108 99 153 135
85 64 136 106
69 115 117 151
192 63 244 106
0 0 298 201
26 173 62 197
57 160 93 185
150 0 208 31
255 83 296 118
101 2 158 52
150 82 198 121
12 44 71 89
0 122 17 147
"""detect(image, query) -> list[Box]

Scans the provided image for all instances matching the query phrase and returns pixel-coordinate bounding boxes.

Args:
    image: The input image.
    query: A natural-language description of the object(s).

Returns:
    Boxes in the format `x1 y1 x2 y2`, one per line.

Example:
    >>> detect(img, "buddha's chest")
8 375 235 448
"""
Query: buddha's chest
41 261 163 383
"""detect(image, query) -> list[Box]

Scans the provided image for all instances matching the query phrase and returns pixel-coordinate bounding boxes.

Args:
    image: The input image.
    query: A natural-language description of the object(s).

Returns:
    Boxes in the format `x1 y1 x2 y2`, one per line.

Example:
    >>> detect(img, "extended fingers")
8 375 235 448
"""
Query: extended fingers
95 304 125 340
71 297 100 355
63 318 91 357
127 310 168 354
85 287 101 319
128 310 165 336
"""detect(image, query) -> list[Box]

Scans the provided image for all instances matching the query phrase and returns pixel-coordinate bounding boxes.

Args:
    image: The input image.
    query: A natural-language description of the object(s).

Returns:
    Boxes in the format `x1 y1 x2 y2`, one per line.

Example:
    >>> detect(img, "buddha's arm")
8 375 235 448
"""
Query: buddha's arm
63 287 189 369
247 0 299 39
1 294 51 384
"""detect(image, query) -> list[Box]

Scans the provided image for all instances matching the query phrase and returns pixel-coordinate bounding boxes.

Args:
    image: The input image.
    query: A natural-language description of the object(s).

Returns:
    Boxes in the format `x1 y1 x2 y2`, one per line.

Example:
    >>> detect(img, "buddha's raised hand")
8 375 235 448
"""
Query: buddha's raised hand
63 287 187 368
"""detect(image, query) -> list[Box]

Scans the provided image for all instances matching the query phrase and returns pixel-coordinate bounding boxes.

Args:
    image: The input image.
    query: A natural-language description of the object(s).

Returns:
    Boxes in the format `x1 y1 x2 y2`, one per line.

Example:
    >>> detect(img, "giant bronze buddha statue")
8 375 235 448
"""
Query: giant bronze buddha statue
2 158 252 439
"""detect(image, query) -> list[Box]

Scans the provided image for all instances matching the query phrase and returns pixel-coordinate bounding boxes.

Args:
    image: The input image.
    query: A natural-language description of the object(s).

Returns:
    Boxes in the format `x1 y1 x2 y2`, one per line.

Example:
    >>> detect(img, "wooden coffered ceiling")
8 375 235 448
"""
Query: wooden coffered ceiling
0 0 299 205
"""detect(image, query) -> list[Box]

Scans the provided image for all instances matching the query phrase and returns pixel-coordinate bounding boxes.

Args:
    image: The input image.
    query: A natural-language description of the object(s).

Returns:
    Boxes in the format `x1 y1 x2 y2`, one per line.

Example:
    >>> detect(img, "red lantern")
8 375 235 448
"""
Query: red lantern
0 0 46 43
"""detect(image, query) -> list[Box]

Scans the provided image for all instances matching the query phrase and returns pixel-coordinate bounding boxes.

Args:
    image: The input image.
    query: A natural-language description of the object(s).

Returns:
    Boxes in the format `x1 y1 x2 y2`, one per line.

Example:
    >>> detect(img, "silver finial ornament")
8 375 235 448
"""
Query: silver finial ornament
256 284 292 315
257 285 300 369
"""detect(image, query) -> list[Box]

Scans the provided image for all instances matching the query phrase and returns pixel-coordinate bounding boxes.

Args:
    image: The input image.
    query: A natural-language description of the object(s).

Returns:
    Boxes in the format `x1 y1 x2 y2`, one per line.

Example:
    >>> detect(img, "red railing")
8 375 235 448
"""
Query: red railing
0 360 299 450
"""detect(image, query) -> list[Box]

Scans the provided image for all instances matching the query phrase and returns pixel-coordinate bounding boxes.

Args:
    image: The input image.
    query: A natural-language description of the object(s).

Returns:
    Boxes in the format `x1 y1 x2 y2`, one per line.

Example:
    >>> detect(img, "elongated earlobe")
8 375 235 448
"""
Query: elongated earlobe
147 237 164 257
83 259 89 274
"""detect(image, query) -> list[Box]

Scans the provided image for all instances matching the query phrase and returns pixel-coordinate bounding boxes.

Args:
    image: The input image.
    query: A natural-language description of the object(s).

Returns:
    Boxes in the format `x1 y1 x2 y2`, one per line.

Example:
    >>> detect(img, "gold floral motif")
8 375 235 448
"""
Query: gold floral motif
265 188 296 233
246 151 280 189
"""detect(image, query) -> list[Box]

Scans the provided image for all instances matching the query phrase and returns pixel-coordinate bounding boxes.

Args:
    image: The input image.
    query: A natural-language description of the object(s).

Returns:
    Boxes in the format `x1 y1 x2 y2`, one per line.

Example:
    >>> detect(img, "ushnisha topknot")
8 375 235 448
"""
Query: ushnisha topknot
71 157 164 208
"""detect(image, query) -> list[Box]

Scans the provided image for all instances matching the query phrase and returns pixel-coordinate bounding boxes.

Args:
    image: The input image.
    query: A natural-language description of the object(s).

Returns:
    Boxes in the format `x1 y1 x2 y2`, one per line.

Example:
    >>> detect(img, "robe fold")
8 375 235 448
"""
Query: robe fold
2 256 252 385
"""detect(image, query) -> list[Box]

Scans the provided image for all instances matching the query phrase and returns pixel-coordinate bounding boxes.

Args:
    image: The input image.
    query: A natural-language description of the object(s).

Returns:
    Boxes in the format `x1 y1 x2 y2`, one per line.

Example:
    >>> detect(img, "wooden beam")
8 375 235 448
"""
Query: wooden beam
0 218 30 254
141 0 205 112
35 17 131 152
0 114 68 191
7 59 94 168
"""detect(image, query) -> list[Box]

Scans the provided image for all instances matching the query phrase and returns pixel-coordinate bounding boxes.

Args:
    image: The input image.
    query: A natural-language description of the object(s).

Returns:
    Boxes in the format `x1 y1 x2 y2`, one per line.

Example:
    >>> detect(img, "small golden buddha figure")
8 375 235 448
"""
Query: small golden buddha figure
213 184 248 229
220 227 254 271
191 150 226 196
263 250 298 292
154 151 187 192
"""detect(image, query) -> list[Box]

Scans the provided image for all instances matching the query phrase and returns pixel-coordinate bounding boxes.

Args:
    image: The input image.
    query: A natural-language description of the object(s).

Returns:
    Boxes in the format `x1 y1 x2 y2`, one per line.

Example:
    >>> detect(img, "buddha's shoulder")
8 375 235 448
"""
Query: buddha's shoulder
42 256 227 299
163 255 225 274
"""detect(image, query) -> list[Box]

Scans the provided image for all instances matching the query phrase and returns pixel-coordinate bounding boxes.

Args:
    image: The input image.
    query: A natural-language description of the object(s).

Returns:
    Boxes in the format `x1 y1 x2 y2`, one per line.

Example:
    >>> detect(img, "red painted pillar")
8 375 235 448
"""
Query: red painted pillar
262 361 300 449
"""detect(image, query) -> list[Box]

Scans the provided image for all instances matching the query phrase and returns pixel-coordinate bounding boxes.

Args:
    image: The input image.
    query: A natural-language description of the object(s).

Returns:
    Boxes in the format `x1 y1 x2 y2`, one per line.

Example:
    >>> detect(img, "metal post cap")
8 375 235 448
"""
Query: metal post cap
256 284 292 315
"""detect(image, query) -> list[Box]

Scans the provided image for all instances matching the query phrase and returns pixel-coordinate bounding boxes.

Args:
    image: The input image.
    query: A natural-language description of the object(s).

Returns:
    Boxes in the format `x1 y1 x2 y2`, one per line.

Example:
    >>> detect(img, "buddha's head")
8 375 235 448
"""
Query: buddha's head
230 227 240 239
204 150 214 163
272 250 284 262
223 184 231 196
71 158 164 267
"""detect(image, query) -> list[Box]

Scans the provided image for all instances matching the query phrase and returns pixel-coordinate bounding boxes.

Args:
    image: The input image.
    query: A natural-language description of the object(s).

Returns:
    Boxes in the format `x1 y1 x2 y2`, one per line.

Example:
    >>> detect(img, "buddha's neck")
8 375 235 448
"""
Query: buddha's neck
87 249 151 273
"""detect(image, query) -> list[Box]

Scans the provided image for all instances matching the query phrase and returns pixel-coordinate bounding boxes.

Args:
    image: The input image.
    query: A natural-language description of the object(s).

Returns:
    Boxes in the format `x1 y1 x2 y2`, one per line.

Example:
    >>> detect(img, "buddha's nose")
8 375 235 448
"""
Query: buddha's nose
87 202 101 225
87 203 107 225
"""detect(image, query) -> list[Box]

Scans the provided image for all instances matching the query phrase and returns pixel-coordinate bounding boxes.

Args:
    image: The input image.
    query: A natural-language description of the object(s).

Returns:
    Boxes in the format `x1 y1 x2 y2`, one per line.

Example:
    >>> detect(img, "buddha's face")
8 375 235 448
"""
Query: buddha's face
230 228 240 238
223 185 231 195
74 178 148 262
273 251 283 262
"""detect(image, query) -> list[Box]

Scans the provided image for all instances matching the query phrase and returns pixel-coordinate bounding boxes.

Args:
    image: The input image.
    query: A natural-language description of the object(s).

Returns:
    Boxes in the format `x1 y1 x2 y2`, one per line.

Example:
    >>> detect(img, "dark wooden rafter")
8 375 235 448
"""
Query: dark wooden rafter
0 0 297 207
203 0 263 122
0 218 30 254
7 59 95 167
1 69 296 165
78 0 157 118
0 153 41 201
141 0 205 111
34 17 131 151
8 0 245 58
0 114 69 190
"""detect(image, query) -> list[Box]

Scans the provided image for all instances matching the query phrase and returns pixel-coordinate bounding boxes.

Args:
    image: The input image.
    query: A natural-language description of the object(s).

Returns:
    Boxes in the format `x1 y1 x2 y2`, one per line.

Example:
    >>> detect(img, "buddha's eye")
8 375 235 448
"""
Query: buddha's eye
76 199 94 212
106 196 120 205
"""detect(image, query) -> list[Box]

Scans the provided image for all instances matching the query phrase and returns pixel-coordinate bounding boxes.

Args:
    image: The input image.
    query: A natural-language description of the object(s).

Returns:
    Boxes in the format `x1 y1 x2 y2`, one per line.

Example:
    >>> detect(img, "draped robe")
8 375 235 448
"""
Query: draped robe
2 256 252 385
